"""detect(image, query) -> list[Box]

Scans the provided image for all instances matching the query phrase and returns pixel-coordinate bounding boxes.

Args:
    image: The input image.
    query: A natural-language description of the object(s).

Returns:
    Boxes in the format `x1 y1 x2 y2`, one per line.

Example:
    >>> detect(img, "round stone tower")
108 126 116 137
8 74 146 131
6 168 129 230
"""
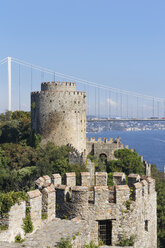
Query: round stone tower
31 81 86 153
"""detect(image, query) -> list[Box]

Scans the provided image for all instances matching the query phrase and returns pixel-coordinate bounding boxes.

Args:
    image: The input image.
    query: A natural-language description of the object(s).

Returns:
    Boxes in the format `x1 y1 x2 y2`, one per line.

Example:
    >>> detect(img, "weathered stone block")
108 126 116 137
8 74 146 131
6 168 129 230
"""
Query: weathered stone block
94 186 109 204
51 173 61 186
81 172 90 186
65 172 76 186
35 176 45 189
43 175 51 187
95 172 107 186
42 185 56 220
27 189 42 230
115 185 130 204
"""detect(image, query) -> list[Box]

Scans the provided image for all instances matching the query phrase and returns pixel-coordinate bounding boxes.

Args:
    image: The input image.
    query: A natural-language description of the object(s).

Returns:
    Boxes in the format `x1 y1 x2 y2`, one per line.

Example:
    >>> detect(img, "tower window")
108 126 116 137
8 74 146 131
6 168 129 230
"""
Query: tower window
145 220 149 231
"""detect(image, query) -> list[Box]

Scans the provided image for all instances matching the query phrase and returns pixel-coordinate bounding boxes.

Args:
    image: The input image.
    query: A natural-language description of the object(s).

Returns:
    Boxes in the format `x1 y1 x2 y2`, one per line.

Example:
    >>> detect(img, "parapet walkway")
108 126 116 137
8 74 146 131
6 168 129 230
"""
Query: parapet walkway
0 218 87 248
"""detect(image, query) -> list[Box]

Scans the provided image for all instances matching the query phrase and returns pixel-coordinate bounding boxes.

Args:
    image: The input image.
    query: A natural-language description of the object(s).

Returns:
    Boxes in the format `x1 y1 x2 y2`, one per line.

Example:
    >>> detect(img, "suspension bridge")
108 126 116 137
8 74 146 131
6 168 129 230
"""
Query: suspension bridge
0 56 165 121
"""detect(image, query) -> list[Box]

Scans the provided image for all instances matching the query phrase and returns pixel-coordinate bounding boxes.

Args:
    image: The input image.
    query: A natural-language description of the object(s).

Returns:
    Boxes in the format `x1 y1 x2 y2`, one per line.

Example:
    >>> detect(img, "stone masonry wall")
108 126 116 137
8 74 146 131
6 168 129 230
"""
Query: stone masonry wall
0 171 156 247
0 185 56 243
27 189 42 231
42 185 56 221
86 137 123 160
0 201 25 242
54 172 156 247
34 170 156 248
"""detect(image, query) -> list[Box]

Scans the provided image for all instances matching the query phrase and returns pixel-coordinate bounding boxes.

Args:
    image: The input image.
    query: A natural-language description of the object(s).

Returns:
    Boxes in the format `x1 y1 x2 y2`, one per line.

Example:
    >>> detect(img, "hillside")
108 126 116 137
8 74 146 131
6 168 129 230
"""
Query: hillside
0 111 165 247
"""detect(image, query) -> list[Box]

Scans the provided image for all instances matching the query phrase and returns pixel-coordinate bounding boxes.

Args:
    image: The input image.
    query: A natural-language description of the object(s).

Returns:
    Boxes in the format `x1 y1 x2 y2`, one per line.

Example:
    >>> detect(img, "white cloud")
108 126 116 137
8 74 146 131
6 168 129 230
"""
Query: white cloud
106 98 117 106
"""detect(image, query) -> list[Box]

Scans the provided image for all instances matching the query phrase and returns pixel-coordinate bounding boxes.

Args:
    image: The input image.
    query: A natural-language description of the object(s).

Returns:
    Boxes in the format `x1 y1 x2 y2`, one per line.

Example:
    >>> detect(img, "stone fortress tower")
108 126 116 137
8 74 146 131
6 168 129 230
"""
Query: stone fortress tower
31 82 86 153
31 81 123 161
0 82 157 247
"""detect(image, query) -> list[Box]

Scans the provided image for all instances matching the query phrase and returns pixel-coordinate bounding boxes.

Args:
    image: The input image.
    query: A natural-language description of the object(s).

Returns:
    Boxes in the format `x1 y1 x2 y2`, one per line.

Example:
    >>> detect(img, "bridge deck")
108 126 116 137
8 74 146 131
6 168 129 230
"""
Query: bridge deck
88 119 165 122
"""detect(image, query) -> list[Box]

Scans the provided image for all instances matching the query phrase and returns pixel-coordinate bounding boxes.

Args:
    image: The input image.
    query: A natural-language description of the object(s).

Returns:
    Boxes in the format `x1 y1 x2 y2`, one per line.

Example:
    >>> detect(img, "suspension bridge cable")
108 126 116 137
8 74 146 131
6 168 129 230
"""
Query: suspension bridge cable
1 56 165 117
54 72 55 82
137 97 139 119
152 98 155 117
116 92 118 117
0 58 8 64
142 97 144 119
98 88 100 119
10 57 164 102
126 95 128 118
120 93 122 118
157 101 159 118
108 91 111 118
95 88 96 117
0 60 8 65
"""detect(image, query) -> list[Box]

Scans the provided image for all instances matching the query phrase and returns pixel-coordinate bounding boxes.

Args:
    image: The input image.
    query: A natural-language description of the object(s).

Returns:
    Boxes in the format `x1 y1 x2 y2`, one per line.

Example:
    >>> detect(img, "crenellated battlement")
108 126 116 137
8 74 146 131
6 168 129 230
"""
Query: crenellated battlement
34 171 155 207
31 91 40 95
0 170 156 247
86 136 123 160
86 137 120 143
31 90 86 97
67 143 82 156
42 81 76 86
41 81 76 91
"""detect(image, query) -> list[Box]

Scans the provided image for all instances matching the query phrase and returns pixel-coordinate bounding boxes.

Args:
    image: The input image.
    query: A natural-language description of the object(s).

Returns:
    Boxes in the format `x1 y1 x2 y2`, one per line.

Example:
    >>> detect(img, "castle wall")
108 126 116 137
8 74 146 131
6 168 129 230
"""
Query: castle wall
53 172 157 248
86 137 122 160
0 201 25 242
0 171 156 247
31 82 86 153
0 187 56 243
27 189 42 231
42 185 56 221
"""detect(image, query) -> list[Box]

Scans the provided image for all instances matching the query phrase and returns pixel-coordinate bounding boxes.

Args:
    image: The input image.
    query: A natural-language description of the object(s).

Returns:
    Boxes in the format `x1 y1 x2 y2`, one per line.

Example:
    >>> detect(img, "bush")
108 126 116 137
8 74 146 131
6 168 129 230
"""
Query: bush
23 214 33 234
57 237 72 248
117 233 136 246
83 241 102 248
0 191 27 216
107 149 145 175
0 224 8 230
107 172 114 187
42 212 48 220
124 199 132 211
15 233 25 243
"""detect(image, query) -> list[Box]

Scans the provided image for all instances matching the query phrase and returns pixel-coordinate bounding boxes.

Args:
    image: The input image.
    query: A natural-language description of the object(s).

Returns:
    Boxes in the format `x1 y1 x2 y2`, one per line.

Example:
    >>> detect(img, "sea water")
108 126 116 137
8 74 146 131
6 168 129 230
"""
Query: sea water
87 130 165 171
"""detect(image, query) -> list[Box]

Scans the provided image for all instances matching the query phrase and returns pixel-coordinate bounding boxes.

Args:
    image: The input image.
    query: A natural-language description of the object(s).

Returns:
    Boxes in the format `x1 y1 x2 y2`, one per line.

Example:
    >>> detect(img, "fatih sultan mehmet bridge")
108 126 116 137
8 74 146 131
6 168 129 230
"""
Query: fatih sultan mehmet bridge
0 56 165 121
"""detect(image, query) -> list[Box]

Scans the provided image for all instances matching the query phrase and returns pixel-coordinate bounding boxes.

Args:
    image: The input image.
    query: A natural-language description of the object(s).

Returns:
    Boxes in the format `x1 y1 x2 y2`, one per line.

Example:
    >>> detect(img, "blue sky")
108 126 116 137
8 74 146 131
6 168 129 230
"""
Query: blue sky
0 0 165 98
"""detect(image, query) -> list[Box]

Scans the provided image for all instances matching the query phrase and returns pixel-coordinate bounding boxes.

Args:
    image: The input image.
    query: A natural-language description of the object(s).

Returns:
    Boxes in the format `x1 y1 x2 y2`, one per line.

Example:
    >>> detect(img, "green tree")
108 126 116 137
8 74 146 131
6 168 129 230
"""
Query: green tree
107 149 145 175
0 111 31 145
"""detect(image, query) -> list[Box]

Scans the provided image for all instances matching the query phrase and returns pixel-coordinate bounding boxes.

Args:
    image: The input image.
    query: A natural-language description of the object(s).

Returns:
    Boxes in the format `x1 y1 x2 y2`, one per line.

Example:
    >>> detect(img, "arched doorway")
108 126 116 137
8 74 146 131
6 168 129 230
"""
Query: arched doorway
99 153 108 163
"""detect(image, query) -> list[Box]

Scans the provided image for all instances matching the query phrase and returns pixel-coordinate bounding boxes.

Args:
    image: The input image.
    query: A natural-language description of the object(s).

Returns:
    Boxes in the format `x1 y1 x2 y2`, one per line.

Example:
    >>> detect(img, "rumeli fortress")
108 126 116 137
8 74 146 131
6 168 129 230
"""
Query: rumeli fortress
0 82 157 248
